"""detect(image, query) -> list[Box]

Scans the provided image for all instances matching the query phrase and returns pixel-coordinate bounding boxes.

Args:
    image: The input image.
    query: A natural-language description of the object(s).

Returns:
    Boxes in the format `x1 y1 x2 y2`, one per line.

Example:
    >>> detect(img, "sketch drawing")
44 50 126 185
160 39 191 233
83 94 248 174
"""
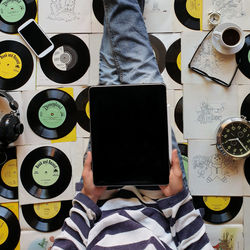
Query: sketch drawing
48 0 80 22
212 0 245 19
196 102 224 124
192 153 238 183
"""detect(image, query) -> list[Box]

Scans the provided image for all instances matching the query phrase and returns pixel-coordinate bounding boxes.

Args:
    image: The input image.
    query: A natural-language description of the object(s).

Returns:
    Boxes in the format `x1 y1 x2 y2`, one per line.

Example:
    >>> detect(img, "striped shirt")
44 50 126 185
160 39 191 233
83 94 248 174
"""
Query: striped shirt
52 187 213 249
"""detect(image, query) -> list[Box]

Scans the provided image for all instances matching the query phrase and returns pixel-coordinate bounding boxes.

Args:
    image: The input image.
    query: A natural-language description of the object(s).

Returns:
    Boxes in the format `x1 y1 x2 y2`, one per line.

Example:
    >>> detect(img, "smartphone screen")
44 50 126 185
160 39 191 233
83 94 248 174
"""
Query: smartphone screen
18 21 52 56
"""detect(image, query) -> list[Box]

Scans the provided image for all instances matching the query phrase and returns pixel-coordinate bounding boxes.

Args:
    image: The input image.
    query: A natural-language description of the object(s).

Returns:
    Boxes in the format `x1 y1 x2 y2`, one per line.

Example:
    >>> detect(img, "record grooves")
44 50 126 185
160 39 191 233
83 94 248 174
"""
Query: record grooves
20 146 72 199
76 87 90 132
0 40 34 90
193 196 243 224
40 33 90 84
93 0 104 25
27 89 77 139
174 97 183 133
0 0 37 34
149 34 166 74
21 200 72 232
236 34 250 79
244 157 250 185
241 93 250 121
0 147 17 199
174 0 200 30
165 39 181 84
0 205 20 249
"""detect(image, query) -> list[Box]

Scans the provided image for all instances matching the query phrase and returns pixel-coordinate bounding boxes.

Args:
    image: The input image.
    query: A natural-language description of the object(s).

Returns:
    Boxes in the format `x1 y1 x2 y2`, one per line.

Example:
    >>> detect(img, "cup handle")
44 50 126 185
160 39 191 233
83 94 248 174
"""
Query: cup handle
213 31 221 39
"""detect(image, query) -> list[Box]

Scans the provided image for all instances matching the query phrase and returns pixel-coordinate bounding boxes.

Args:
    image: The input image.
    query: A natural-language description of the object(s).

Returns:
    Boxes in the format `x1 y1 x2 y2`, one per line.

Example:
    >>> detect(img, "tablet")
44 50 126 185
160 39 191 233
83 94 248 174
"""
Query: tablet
89 84 170 186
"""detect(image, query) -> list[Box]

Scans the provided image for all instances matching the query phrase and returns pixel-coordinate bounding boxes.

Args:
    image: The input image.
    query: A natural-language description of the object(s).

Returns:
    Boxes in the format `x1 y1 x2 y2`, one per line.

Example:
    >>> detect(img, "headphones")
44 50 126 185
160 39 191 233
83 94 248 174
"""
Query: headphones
0 90 24 148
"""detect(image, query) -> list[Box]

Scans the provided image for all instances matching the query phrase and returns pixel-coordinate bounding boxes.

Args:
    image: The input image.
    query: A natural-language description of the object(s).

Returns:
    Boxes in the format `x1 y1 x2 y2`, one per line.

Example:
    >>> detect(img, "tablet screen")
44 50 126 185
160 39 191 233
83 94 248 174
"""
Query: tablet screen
89 84 169 186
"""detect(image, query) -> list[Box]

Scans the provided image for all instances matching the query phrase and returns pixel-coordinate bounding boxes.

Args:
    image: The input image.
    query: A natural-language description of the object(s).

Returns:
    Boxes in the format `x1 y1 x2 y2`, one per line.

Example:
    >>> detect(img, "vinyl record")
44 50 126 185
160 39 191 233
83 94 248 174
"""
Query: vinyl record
165 39 181 84
174 97 183 133
174 0 200 30
0 40 34 90
20 146 72 199
76 87 90 132
149 34 166 74
192 196 243 224
93 0 104 25
40 33 90 84
236 34 250 79
0 0 37 34
27 89 77 139
0 205 20 249
244 156 250 185
21 200 72 232
0 147 18 199
241 93 250 121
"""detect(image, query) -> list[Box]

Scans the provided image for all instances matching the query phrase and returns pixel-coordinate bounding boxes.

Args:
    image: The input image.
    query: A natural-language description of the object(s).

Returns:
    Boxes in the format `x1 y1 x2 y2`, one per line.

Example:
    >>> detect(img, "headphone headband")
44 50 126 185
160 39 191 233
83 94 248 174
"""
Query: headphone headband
0 90 19 111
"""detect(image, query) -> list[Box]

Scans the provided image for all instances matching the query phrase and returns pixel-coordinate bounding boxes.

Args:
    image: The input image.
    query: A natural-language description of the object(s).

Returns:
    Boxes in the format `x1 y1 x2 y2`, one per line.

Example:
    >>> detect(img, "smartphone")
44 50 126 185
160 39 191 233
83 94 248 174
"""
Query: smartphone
18 19 54 58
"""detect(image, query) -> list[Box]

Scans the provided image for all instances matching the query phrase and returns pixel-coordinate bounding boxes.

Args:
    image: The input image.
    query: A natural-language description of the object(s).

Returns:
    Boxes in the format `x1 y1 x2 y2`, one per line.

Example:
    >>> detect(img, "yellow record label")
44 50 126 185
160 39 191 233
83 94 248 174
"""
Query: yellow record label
0 52 22 79
186 0 201 19
177 52 181 71
203 196 231 211
34 202 61 220
85 101 90 119
1 159 18 187
0 218 9 245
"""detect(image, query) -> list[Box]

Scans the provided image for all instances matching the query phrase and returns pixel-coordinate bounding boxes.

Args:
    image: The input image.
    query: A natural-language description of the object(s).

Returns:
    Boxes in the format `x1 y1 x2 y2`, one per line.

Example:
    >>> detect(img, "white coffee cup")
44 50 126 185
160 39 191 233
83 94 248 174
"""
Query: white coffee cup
212 23 245 55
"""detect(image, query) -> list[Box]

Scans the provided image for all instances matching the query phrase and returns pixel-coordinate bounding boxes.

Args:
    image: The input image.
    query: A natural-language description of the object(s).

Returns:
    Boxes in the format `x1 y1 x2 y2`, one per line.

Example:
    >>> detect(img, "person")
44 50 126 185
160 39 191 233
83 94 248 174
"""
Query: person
51 0 213 249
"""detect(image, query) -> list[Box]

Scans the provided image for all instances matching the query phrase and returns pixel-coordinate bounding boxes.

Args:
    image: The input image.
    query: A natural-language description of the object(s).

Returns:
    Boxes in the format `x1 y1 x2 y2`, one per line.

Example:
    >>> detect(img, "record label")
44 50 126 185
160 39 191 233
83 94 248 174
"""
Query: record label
0 0 26 23
38 100 67 129
32 158 60 187
0 52 22 79
203 196 231 212
177 52 181 71
186 0 200 19
52 45 78 71
86 101 90 118
0 218 8 244
1 159 17 188
34 202 61 220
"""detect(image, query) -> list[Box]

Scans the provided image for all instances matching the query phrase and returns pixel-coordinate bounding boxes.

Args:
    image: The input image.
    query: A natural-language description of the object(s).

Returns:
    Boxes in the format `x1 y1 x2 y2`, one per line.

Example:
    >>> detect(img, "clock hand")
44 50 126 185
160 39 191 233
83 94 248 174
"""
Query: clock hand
236 138 247 151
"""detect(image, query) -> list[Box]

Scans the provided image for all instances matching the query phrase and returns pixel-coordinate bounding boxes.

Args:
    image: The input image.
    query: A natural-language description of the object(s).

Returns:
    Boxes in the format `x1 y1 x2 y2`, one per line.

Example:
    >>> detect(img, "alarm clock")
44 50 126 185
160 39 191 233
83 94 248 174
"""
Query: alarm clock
216 117 250 159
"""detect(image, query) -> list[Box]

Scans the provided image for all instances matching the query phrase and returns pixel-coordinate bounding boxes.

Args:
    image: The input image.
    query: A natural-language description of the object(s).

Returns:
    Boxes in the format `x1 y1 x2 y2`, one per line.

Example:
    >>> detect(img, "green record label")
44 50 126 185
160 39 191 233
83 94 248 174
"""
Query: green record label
38 100 67 129
248 50 250 64
0 0 26 23
32 158 60 187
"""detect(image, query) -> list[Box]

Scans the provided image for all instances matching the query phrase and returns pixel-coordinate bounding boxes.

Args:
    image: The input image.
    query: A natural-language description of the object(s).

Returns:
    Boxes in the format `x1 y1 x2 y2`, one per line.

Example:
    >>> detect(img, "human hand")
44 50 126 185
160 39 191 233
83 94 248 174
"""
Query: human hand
159 149 183 197
81 151 107 203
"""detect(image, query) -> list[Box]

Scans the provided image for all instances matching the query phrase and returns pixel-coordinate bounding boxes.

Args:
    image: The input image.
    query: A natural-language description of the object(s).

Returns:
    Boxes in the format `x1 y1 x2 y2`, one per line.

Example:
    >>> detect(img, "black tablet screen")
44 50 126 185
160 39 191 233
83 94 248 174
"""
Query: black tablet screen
89 84 169 186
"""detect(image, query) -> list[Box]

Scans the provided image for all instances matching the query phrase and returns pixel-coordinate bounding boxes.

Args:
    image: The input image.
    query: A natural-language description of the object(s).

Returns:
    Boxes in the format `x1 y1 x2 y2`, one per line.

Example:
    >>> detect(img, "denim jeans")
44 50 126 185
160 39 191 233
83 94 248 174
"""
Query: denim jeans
79 0 188 190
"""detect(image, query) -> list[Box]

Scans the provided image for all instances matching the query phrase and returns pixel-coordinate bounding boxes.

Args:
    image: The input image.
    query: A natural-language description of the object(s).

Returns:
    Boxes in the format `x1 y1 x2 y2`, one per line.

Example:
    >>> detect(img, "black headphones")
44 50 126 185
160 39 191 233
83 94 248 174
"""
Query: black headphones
0 90 24 148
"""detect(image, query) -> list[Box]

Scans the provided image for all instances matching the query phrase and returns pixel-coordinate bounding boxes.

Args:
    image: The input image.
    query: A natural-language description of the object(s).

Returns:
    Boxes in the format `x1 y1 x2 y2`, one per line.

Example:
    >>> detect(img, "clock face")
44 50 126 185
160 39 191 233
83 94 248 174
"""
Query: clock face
220 121 250 157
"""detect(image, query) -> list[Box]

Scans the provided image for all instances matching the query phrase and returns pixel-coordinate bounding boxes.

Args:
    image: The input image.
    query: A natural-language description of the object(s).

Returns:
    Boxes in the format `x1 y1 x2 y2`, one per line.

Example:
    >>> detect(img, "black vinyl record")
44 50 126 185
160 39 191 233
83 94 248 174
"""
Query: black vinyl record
0 205 20 249
165 38 182 84
0 40 34 90
93 0 104 25
174 97 183 133
0 0 37 34
0 147 18 199
149 34 166 74
244 156 250 185
20 146 72 199
27 89 77 139
236 34 250 79
40 33 90 84
174 0 200 30
241 93 250 121
192 196 243 224
21 200 72 232
76 87 90 132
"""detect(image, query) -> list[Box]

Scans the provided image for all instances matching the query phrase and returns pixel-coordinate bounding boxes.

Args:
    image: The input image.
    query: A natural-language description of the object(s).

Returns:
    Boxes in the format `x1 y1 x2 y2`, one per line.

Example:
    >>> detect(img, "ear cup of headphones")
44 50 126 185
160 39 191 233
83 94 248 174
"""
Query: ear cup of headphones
0 113 24 145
